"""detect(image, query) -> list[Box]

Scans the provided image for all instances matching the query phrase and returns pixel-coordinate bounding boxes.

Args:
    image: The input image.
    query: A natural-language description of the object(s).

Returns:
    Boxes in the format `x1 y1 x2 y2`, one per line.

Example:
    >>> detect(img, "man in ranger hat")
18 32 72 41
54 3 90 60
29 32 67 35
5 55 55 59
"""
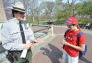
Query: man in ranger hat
1 2 43 63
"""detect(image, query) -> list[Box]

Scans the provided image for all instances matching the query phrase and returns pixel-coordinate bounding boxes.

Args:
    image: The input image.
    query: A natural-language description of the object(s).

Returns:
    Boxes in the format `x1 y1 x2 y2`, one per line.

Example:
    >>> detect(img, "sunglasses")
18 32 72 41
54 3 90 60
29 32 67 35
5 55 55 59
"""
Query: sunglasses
68 24 76 26
18 12 25 14
67 24 76 28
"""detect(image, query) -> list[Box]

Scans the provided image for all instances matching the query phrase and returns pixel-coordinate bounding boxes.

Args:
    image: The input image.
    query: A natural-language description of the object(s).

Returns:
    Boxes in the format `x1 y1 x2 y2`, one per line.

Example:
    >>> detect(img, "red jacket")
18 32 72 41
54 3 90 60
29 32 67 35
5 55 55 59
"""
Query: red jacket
64 30 86 57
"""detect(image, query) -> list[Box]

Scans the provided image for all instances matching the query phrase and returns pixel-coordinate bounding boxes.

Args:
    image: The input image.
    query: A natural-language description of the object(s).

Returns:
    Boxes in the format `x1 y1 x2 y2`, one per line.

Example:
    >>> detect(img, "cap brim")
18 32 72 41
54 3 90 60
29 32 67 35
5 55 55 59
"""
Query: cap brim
64 21 72 25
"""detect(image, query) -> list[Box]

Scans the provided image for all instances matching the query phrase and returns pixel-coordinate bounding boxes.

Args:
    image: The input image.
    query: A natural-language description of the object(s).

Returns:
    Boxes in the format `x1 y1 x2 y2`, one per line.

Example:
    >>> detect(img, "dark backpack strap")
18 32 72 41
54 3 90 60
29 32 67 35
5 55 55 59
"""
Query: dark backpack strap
64 29 70 38
77 32 85 46
77 32 87 58
63 29 70 49
77 32 85 45
77 32 84 37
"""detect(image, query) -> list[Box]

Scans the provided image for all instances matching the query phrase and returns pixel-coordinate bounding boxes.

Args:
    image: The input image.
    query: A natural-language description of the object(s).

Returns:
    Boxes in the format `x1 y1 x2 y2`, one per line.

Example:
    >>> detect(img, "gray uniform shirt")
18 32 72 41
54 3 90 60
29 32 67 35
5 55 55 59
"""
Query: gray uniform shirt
1 18 35 51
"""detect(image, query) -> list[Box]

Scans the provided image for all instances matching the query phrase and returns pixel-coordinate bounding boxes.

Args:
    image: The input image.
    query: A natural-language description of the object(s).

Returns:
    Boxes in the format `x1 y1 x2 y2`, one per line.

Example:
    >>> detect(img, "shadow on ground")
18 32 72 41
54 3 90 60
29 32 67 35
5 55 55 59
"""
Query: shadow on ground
40 43 92 63
40 44 63 63
79 56 92 63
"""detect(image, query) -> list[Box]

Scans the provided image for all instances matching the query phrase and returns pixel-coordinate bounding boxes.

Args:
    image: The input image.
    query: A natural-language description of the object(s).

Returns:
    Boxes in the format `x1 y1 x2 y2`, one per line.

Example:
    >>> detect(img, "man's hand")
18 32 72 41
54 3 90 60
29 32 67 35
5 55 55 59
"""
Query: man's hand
23 43 32 49
31 38 44 48
34 38 44 43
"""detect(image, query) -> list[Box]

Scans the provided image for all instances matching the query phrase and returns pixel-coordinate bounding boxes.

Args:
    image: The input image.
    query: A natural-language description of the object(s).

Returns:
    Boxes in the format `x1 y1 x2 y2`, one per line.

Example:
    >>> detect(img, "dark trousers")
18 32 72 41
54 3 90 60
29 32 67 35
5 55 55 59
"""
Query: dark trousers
6 50 32 63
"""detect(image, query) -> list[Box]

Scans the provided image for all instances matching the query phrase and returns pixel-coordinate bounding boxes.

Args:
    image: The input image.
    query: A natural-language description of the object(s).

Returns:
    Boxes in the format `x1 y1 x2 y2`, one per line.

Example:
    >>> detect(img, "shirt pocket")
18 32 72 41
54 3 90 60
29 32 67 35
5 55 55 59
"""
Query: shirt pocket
10 30 20 41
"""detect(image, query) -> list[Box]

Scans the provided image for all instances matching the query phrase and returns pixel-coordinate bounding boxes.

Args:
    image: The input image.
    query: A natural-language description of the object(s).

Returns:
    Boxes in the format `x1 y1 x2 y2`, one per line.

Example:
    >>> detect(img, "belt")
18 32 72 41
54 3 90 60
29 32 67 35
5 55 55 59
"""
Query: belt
8 50 22 54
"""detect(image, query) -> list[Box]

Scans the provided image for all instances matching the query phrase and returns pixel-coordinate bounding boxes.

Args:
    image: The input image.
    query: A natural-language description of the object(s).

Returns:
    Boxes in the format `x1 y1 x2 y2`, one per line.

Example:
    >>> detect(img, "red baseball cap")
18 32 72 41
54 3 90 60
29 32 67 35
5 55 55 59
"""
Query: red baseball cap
65 17 78 25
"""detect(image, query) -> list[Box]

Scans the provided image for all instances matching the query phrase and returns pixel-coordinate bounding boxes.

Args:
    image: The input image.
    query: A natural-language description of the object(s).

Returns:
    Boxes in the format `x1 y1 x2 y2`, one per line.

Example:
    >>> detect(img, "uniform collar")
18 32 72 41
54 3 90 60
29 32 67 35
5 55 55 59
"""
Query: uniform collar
9 18 20 24
8 18 26 24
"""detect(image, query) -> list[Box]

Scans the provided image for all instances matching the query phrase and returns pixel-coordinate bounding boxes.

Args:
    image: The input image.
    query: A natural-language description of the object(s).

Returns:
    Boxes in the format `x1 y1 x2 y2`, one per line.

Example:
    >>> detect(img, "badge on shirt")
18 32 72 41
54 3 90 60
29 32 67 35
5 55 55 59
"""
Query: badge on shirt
24 23 29 30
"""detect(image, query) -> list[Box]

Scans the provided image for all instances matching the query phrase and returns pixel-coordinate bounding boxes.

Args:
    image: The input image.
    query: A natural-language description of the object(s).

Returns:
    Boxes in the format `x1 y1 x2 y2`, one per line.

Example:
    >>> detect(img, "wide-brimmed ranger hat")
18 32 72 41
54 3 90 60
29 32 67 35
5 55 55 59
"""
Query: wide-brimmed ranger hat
12 2 25 13
65 17 78 25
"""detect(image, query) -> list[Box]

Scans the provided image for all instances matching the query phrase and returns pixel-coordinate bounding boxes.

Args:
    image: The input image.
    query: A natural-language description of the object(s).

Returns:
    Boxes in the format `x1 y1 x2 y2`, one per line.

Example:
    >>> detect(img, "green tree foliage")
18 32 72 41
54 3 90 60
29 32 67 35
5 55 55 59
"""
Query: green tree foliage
79 18 92 24
77 2 92 15
55 0 76 24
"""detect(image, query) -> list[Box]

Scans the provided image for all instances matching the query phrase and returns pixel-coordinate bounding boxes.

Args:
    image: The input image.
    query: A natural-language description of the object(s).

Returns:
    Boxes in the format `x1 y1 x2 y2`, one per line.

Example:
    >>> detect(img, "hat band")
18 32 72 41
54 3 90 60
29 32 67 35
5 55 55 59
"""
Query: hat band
13 7 25 12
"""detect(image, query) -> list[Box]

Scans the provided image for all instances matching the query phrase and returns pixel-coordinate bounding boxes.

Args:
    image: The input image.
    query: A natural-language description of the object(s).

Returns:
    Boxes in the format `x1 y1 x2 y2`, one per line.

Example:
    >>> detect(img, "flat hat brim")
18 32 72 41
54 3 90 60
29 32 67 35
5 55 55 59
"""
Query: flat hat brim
12 7 25 12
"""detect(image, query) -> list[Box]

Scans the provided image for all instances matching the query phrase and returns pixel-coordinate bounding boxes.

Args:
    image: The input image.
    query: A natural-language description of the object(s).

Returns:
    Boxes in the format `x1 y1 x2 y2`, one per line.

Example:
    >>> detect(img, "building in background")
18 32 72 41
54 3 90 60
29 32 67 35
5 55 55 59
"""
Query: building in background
0 0 7 22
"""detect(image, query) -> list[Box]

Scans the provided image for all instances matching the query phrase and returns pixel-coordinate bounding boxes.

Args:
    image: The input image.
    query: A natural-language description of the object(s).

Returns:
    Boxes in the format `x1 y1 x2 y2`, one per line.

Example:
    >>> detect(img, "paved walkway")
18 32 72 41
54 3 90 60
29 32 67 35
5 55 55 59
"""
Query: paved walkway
32 25 92 63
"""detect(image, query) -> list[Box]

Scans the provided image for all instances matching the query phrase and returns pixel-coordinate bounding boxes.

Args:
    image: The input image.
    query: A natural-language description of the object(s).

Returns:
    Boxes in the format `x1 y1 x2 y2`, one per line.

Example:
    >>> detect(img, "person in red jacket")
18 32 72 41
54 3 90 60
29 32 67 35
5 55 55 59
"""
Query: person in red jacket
62 17 86 63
